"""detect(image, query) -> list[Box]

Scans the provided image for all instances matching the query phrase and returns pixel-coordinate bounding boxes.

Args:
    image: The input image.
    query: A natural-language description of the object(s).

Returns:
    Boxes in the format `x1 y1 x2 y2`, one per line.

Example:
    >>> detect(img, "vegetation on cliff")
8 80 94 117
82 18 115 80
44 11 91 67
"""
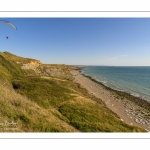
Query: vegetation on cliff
0 51 146 132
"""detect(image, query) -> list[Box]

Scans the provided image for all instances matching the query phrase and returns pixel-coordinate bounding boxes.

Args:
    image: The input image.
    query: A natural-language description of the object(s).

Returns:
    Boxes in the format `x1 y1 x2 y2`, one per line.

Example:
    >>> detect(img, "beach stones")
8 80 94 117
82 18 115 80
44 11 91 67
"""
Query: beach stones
123 102 150 130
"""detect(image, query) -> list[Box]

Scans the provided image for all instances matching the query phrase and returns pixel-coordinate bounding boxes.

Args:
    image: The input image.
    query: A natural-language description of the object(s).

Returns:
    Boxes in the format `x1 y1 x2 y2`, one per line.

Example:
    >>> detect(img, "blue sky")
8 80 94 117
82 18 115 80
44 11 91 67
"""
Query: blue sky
0 18 150 66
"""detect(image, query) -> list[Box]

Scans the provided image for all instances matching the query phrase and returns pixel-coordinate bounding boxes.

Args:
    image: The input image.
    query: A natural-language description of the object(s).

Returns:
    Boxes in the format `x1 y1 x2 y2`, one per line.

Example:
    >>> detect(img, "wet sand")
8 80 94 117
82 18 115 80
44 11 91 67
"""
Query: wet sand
71 69 150 132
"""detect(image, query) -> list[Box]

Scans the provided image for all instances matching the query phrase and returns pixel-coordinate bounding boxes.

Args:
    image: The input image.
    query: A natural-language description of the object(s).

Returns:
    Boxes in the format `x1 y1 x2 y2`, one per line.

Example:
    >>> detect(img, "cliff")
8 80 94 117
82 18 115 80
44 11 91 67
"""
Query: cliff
0 51 146 132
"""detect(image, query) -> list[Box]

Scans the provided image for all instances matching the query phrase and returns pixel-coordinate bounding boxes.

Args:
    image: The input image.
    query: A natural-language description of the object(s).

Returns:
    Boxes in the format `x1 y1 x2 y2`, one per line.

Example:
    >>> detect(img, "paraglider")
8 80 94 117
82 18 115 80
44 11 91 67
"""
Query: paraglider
0 20 17 30
0 20 17 39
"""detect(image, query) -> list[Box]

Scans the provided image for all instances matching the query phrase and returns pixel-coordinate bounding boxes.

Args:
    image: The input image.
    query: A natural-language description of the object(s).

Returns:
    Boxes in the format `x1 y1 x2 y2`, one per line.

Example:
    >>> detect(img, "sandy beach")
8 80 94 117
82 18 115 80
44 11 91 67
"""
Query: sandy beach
71 69 150 132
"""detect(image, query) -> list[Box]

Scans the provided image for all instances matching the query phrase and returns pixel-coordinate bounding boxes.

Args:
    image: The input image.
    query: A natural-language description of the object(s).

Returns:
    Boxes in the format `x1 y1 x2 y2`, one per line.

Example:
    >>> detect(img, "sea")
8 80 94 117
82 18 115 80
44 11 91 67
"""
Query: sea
81 66 150 102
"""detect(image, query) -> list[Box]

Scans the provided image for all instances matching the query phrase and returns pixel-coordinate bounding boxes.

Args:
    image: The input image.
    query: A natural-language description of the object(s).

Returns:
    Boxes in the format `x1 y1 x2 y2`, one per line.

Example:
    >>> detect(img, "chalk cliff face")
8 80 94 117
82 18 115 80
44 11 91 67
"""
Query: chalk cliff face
21 60 43 75
20 58 72 79
21 60 41 69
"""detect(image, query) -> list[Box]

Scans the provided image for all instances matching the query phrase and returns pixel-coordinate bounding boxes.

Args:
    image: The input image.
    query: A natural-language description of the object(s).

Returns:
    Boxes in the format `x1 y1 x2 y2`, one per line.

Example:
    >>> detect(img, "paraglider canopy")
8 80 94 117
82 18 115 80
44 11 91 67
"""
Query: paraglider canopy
0 20 17 30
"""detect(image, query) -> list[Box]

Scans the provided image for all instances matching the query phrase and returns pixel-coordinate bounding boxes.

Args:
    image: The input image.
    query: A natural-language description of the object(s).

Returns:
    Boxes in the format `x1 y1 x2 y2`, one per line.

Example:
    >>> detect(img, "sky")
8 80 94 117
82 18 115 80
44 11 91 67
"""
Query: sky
0 18 150 66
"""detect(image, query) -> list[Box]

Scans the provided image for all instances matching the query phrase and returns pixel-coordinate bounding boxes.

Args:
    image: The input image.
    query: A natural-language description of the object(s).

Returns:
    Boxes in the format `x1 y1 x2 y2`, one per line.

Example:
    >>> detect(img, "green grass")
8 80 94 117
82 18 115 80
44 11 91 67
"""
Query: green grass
0 53 24 82
12 76 146 132
0 83 78 132
12 77 75 108
0 51 147 132
59 98 145 132
0 51 37 66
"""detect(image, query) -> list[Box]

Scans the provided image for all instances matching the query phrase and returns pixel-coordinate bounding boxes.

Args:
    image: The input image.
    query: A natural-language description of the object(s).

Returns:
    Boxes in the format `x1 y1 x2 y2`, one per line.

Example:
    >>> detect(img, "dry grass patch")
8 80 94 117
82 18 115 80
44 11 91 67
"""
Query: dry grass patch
0 84 78 132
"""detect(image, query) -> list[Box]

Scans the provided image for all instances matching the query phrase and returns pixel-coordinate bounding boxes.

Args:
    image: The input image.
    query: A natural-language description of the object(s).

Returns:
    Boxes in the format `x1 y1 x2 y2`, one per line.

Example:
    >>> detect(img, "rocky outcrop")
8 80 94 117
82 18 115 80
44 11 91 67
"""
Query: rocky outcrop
21 60 73 79
21 60 42 75
21 60 41 69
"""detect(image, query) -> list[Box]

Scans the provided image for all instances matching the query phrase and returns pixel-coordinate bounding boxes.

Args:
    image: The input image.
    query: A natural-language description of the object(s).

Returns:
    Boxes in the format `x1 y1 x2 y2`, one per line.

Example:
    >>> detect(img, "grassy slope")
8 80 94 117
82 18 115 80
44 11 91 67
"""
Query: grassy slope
0 52 24 81
0 83 78 132
0 51 146 132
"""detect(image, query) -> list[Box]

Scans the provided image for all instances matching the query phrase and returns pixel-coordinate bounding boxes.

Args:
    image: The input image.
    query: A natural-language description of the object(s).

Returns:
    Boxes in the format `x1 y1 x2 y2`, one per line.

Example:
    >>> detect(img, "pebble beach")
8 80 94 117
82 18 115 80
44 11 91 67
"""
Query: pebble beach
71 69 150 132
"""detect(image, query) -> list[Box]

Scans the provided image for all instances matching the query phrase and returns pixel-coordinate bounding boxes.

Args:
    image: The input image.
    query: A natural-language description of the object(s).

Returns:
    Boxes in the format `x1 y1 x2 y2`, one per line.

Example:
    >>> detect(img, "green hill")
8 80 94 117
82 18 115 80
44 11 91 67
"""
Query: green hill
0 51 146 132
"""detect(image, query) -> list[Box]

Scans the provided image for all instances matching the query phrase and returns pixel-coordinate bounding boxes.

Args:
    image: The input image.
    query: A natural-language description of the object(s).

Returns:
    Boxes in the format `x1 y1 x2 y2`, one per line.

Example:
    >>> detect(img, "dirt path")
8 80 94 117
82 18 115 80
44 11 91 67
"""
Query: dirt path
71 70 150 132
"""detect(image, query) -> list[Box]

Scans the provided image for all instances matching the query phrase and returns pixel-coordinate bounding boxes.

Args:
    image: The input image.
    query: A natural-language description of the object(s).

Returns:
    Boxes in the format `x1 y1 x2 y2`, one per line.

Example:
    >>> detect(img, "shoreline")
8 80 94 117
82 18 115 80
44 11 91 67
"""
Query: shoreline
77 67 150 111
71 68 150 132
83 73 150 111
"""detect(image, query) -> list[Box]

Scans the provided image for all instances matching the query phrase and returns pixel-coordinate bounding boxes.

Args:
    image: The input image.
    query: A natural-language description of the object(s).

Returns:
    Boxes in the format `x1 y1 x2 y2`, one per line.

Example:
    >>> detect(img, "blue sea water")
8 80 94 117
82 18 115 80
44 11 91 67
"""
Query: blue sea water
81 66 150 101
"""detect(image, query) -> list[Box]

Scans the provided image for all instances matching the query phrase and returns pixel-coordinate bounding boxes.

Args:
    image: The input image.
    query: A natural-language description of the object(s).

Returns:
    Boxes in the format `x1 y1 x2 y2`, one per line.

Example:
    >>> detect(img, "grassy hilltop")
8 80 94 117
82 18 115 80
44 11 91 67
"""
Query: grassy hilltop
0 51 146 132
